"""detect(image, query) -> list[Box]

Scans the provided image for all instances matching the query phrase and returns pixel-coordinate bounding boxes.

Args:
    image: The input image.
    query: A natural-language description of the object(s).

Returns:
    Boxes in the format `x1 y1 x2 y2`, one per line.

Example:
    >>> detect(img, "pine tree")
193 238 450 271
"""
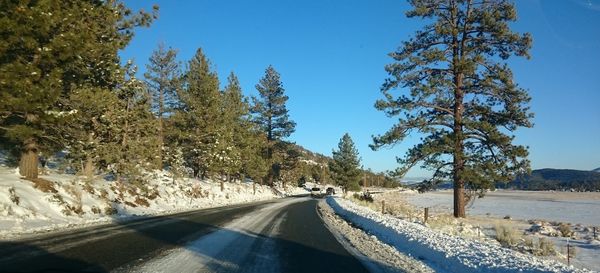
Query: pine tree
329 133 362 193
251 65 296 186
173 48 222 179
59 64 157 182
276 142 302 188
145 43 181 170
0 0 157 178
219 72 251 180
371 0 533 217
61 87 120 178
109 65 158 182
239 130 270 187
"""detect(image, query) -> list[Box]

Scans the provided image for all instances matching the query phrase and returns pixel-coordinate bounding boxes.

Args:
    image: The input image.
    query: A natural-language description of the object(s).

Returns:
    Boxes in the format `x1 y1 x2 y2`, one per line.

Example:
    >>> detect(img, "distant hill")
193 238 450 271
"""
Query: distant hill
505 168 600 191
407 168 600 192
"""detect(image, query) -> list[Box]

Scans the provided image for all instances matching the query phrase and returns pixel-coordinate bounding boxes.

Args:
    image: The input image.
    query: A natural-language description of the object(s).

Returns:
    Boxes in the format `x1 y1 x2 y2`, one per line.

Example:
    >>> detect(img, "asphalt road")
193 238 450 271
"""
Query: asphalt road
0 196 370 273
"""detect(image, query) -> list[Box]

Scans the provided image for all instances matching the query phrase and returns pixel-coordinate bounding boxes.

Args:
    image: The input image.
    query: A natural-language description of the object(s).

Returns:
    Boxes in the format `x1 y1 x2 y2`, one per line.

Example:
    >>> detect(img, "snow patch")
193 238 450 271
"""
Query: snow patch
0 167 308 238
327 197 589 273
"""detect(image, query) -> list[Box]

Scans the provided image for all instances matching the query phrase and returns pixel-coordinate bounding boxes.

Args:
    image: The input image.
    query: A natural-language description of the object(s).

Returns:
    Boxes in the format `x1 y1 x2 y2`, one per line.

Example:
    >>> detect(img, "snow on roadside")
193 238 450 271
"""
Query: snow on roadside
318 200 435 273
0 167 307 239
399 190 600 271
327 197 590 273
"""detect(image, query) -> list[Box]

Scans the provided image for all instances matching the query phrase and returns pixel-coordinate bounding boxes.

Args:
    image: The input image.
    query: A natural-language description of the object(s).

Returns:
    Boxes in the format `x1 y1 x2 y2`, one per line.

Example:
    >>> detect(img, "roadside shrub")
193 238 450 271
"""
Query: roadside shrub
537 237 556 256
83 183 95 195
427 214 457 230
353 192 374 202
26 177 57 193
104 206 118 215
91 206 101 214
558 223 572 237
67 204 84 215
65 185 83 215
100 189 109 199
134 197 149 207
349 194 379 211
495 223 521 247
145 188 160 200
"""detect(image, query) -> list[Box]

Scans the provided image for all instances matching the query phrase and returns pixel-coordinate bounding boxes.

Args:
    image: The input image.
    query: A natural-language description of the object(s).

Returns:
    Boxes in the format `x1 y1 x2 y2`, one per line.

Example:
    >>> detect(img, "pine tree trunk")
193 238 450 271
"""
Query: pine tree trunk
83 132 95 179
157 113 163 170
220 179 224 192
268 170 274 187
19 138 38 179
122 97 132 148
253 180 256 195
83 156 94 180
453 70 466 218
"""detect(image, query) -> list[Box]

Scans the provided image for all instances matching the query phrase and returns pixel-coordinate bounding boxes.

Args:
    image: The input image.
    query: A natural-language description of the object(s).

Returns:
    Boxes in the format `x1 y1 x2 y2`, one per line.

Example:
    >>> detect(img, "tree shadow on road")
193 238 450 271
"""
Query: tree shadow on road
0 241 107 273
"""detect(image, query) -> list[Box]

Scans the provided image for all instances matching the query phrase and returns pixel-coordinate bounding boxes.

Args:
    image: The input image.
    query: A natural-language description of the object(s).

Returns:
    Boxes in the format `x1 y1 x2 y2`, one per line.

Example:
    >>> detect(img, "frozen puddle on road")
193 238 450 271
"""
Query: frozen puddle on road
116 197 309 273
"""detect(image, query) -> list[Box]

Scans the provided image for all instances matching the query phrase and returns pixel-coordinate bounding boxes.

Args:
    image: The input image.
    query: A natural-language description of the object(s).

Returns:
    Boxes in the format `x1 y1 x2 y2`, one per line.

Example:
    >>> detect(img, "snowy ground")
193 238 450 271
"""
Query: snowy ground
400 190 600 272
404 190 600 226
318 199 435 273
0 166 308 239
328 196 590 273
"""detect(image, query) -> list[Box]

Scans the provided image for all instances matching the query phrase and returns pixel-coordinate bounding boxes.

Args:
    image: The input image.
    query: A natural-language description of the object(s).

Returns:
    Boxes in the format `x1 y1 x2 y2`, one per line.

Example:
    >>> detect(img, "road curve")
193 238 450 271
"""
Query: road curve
0 196 370 273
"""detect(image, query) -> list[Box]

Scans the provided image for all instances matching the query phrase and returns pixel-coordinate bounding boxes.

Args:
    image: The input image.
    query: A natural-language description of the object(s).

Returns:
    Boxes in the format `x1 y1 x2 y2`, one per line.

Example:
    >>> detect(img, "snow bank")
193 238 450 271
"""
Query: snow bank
0 167 307 238
327 197 589 273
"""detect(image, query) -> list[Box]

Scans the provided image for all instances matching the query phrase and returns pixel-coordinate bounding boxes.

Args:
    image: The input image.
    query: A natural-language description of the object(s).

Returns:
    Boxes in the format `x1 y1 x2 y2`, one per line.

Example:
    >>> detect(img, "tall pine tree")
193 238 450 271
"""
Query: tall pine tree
219 72 249 180
251 65 296 186
145 43 181 170
173 48 222 178
0 0 156 178
329 133 362 193
371 0 533 217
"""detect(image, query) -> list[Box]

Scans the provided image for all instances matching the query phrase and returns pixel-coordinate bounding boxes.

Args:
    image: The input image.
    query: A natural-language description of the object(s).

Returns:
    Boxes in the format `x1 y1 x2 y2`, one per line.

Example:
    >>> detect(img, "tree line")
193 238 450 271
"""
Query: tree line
0 0 398 193
3 0 536 215
0 1 301 188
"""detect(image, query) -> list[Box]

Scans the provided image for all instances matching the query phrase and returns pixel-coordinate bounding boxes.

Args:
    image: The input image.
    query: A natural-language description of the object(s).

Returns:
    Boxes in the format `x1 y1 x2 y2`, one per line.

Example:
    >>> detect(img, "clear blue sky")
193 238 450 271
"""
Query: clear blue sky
121 0 600 177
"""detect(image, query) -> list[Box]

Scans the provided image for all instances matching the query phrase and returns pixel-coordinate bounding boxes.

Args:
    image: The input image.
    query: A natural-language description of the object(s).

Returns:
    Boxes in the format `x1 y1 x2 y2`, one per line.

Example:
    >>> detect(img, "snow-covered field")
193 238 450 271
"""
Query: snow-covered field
399 190 600 272
0 167 308 239
405 190 600 226
328 196 590 273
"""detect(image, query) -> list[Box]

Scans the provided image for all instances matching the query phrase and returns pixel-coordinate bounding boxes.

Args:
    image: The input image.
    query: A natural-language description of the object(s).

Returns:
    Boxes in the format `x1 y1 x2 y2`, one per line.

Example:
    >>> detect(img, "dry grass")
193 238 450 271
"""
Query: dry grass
523 236 557 256
100 189 109 199
24 177 57 193
64 185 83 215
495 222 521 247
427 214 458 229
185 184 204 199
104 206 117 215
348 195 380 211
91 206 101 214
558 223 572 237
537 237 556 256
134 197 150 207
83 183 96 195
146 188 160 200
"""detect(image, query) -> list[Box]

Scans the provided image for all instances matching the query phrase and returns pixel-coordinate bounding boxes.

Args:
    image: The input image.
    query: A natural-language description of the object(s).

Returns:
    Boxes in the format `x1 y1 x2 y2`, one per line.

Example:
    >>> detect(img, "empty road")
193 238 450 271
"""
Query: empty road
0 196 370 273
